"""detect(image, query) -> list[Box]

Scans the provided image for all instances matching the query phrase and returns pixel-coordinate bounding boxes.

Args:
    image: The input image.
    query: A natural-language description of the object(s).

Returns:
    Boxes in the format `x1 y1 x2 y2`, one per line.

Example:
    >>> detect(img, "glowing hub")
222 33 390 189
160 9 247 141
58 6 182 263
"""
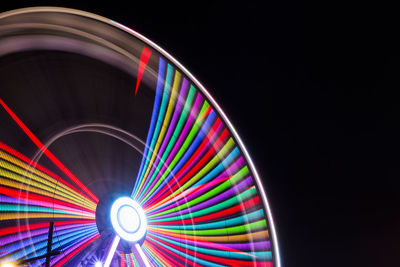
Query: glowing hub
110 197 146 242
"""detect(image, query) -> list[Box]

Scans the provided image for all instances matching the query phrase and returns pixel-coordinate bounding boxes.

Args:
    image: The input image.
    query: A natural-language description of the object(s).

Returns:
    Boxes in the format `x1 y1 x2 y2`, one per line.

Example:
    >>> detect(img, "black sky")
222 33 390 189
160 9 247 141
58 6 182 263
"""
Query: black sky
1 1 398 267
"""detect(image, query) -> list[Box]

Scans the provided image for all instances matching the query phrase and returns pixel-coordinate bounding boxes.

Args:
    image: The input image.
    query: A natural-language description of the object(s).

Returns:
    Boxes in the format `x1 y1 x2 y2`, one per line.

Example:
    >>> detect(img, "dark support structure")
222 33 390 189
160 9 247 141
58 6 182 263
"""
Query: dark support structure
19 222 61 266
45 222 54 267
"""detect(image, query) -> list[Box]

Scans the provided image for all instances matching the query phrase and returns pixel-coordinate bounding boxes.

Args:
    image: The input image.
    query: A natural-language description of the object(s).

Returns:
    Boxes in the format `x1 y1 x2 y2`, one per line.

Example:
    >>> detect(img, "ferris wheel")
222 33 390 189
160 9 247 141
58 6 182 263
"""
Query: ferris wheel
0 7 281 267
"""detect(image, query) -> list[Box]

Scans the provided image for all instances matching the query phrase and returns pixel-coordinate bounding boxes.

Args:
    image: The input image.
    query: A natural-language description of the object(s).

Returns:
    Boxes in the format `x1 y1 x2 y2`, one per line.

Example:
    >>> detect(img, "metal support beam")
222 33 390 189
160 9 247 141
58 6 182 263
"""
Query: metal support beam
45 222 55 267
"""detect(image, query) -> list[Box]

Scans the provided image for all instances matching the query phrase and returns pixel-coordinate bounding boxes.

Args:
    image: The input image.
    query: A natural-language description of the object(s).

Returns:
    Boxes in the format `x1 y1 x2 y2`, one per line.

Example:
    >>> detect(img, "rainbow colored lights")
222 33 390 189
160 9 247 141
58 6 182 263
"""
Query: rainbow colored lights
125 57 274 266
0 141 99 265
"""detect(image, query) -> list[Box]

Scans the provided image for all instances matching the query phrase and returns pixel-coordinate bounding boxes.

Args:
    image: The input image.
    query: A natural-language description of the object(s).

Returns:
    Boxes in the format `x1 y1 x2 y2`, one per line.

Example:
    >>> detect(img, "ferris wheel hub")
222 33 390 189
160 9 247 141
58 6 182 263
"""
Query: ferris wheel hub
110 197 147 243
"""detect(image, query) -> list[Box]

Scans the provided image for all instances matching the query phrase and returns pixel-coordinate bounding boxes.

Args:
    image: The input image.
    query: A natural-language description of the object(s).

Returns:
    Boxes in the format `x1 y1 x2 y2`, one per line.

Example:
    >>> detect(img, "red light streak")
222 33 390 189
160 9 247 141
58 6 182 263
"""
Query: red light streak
135 47 152 96
0 98 99 203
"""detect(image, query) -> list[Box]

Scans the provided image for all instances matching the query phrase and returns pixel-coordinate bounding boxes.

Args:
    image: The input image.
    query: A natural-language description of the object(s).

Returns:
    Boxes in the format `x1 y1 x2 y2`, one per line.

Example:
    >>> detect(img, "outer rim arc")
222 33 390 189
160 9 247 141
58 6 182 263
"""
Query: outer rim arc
0 7 282 267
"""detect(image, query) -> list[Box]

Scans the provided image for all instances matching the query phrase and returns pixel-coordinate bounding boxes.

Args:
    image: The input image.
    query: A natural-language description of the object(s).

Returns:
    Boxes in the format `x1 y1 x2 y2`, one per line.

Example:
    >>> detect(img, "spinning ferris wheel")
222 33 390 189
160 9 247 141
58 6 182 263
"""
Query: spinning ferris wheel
0 7 281 267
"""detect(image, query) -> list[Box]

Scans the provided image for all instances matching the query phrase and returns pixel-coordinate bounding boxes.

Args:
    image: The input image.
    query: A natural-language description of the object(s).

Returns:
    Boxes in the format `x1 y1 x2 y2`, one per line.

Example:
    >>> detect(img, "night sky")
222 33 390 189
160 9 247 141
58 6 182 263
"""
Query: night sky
1 2 398 267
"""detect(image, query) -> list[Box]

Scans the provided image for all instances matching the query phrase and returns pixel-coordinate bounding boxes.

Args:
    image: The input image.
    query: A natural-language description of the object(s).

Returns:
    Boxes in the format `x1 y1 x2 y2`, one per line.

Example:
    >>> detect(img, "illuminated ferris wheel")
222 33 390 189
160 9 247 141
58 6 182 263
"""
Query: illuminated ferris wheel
0 7 281 267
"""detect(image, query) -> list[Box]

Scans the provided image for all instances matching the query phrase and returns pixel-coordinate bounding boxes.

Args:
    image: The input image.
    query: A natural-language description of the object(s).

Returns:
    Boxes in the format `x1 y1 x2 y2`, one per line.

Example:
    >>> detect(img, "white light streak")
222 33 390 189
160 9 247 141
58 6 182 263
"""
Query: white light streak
104 235 120 267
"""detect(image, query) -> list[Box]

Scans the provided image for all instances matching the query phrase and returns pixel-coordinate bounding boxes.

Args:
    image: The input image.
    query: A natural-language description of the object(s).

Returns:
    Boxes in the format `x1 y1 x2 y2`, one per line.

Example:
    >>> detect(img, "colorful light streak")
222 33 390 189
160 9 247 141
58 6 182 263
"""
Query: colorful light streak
125 56 275 266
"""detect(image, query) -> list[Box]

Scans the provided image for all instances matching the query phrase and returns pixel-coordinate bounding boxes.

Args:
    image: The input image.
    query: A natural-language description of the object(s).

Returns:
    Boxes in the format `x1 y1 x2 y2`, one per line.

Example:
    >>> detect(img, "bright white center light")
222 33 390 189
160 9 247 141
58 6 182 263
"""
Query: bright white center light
110 197 146 242
118 205 140 232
